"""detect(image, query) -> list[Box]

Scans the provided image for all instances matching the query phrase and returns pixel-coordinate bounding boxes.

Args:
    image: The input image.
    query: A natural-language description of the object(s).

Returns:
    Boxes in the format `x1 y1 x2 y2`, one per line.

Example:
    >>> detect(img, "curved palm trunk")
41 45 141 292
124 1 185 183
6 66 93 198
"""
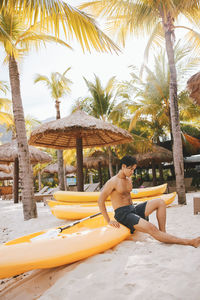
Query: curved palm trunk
9 55 37 219
162 13 186 204
55 100 65 190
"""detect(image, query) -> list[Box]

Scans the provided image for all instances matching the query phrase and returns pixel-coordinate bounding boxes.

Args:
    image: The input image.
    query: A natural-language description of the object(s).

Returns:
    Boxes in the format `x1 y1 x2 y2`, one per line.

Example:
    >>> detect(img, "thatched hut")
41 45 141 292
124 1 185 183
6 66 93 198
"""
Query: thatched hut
29 110 133 191
0 164 12 174
0 140 52 203
187 72 200 105
0 171 13 180
83 150 120 187
42 163 76 175
134 145 173 185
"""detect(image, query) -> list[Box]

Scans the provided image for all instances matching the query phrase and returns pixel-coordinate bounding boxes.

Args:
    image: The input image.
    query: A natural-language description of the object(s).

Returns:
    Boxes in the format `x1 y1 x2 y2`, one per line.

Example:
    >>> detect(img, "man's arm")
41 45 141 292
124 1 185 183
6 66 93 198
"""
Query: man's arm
98 179 120 228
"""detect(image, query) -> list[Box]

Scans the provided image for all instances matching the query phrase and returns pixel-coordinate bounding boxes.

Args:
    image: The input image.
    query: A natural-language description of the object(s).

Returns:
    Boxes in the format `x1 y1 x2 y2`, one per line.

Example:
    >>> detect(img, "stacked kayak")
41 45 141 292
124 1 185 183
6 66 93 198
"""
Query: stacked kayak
53 183 167 203
0 213 130 279
48 192 176 220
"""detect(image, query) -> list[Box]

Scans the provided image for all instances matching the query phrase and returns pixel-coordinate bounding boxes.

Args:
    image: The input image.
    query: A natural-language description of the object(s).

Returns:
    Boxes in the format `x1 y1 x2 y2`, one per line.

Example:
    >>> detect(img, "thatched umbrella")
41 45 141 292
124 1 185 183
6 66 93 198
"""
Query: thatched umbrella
0 171 13 180
134 145 173 166
134 145 173 185
29 110 133 191
0 164 12 174
42 163 76 175
0 140 52 203
83 150 120 187
187 72 200 105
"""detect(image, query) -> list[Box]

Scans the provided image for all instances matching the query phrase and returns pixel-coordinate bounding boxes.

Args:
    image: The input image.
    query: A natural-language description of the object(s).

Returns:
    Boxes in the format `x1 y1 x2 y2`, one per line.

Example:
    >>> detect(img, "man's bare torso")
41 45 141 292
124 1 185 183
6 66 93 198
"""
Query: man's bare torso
109 175 133 210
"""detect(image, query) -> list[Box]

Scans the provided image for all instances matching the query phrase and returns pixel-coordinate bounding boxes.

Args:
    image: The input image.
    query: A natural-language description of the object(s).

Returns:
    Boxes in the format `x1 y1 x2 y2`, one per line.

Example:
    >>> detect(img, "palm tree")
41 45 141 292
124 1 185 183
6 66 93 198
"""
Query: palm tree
0 80 12 125
125 42 200 142
0 11 72 219
0 4 119 220
75 74 129 177
34 68 72 190
79 0 200 204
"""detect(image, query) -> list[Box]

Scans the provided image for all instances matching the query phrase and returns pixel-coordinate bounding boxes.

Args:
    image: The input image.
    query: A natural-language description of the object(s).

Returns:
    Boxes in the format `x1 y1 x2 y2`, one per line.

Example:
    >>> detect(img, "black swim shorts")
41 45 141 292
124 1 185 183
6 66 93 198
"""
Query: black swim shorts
114 202 148 234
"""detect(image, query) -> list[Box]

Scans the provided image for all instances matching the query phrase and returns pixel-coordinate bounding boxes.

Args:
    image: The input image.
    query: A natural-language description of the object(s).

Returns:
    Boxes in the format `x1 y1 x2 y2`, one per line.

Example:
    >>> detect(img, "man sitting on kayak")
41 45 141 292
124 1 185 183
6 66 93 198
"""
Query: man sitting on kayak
98 155 200 248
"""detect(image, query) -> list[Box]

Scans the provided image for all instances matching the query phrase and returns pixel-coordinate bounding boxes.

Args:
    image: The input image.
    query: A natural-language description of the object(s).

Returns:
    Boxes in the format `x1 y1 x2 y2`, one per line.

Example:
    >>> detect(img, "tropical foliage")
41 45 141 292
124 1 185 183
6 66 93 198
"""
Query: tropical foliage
79 0 200 203
0 0 120 220
34 68 73 190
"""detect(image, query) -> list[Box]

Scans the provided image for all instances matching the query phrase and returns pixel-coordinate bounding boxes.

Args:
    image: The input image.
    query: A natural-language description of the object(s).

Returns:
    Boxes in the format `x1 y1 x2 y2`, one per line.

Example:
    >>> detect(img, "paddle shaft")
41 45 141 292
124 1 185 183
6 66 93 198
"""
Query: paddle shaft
58 212 102 232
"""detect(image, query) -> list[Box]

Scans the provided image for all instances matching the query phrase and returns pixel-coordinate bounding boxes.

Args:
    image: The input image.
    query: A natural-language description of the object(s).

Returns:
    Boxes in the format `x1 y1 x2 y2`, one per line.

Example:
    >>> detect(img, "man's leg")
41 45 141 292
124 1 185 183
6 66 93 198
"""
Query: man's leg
145 199 166 232
134 218 200 248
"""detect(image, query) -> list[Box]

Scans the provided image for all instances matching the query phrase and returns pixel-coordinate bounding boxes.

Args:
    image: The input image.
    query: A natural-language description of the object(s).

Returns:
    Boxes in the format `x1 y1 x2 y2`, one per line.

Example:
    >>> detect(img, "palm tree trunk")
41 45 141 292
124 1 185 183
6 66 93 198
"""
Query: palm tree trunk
13 157 19 203
55 99 65 190
158 163 164 183
162 13 186 204
76 137 84 191
152 160 157 186
38 170 42 191
9 55 37 219
108 147 114 177
57 149 65 190
98 162 103 188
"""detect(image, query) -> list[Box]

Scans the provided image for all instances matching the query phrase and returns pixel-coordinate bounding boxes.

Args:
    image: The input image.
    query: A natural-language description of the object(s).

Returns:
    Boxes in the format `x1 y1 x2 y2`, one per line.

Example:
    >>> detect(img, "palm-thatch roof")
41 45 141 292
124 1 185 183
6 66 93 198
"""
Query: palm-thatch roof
29 110 133 191
187 72 200 105
83 150 119 169
0 171 13 180
0 164 12 173
134 145 173 167
42 163 76 174
0 140 52 164
29 110 133 149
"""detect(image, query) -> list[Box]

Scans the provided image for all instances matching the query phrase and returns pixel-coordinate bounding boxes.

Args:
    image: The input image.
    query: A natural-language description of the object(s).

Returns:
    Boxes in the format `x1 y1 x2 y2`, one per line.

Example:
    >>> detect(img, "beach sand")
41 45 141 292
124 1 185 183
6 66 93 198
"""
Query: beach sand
0 192 200 300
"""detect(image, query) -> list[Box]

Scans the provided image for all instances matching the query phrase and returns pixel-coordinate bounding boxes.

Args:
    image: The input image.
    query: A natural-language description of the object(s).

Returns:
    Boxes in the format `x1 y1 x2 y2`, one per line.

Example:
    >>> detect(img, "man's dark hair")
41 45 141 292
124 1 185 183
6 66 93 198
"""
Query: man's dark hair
120 156 137 169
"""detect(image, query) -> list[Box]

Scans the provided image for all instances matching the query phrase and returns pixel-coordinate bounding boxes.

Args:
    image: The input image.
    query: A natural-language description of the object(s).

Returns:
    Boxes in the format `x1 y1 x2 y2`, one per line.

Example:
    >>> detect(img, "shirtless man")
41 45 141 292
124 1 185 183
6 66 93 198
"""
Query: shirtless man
98 155 200 247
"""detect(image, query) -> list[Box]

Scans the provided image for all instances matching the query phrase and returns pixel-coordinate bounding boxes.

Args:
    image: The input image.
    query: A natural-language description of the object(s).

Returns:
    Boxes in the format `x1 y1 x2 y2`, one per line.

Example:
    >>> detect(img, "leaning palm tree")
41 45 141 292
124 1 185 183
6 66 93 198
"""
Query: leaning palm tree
0 4 119 220
0 80 12 125
0 11 72 219
34 69 72 190
79 0 200 204
75 74 129 177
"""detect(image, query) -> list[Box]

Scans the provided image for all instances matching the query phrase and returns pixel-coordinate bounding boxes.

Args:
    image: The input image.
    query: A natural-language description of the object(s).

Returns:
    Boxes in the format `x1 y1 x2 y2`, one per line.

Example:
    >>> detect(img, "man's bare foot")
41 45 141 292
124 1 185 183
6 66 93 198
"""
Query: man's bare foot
191 237 200 248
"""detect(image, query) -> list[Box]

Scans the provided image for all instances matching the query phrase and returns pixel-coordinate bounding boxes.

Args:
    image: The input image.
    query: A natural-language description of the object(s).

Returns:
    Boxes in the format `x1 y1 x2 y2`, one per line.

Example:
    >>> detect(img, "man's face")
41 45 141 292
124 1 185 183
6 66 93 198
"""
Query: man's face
122 164 137 177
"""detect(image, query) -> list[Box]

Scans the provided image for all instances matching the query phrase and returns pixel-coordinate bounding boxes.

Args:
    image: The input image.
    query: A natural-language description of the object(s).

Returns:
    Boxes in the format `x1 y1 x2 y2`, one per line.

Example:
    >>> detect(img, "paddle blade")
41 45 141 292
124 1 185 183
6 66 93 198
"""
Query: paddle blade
30 229 60 241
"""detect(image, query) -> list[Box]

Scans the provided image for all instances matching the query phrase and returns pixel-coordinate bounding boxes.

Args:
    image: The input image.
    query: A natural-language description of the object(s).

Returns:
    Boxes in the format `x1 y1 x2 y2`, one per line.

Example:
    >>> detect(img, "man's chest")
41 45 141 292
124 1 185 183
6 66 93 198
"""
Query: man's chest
115 178 132 194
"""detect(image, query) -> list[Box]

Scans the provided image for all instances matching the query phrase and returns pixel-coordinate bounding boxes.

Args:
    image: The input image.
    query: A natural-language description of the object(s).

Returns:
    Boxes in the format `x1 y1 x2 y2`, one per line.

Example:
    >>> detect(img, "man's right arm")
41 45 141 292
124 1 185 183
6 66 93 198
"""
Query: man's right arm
98 180 120 228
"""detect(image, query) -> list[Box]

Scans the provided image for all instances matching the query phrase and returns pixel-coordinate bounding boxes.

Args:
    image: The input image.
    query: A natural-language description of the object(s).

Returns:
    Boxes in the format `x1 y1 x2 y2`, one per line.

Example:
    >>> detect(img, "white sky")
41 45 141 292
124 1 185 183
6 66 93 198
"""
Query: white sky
0 1 194 122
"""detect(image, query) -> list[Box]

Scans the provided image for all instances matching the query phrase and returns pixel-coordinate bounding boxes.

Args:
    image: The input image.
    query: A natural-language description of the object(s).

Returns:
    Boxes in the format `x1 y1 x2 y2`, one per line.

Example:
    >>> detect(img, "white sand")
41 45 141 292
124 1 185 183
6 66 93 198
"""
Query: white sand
0 192 200 300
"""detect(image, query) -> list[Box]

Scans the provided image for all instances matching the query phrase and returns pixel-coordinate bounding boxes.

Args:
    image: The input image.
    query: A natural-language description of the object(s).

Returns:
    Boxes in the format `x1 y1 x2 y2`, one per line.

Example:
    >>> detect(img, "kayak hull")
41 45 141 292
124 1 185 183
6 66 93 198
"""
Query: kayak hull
49 192 176 220
53 183 167 202
0 213 129 279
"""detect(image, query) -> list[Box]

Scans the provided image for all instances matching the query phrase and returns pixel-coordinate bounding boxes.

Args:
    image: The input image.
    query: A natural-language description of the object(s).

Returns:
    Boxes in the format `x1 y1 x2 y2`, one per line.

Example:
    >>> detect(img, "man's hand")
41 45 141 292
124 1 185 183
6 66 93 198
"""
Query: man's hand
109 220 120 228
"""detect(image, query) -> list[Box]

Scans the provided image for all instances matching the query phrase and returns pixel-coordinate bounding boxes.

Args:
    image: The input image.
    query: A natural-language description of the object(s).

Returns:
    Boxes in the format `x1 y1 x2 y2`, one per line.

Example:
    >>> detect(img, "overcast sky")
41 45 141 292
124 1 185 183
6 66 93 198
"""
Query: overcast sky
0 1 194 122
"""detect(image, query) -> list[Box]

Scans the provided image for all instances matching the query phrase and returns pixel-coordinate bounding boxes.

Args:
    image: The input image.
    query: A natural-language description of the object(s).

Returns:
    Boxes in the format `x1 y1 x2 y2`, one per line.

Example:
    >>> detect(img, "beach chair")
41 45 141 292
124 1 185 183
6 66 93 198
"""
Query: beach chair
86 182 100 192
34 187 59 202
84 183 90 191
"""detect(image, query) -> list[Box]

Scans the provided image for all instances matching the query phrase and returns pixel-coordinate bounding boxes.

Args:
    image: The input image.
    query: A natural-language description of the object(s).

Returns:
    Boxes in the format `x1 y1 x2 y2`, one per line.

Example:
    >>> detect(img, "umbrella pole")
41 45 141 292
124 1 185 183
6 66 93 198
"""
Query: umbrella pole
76 137 84 191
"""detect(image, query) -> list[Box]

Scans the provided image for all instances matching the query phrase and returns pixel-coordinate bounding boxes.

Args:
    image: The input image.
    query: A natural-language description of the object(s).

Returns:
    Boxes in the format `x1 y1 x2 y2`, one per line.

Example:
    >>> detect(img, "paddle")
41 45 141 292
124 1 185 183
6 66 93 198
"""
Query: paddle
30 212 102 241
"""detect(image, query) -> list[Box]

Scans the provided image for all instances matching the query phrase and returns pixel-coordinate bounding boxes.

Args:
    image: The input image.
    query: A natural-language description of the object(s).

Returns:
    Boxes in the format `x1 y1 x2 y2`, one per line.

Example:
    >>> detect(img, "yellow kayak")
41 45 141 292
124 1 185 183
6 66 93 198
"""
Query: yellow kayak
53 183 167 202
46 199 111 208
0 213 129 279
49 192 176 220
